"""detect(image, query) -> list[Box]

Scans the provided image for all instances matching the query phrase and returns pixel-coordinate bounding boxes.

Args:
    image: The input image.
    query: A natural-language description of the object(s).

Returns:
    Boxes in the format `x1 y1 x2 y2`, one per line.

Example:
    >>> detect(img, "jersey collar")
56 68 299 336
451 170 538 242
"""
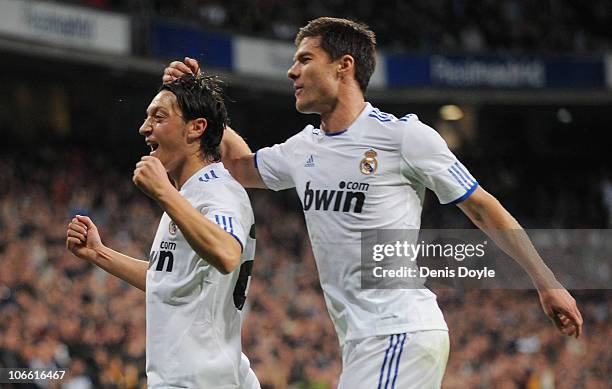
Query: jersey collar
319 102 374 140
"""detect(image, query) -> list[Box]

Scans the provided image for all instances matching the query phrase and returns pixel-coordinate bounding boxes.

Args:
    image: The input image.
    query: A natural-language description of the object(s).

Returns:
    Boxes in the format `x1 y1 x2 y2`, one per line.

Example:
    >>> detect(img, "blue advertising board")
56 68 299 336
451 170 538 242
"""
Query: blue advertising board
151 20 232 70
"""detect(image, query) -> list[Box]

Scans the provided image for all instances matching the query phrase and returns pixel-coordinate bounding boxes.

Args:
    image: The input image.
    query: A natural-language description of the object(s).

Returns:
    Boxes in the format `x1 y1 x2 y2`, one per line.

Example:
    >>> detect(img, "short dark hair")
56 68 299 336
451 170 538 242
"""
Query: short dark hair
295 17 376 93
160 74 228 162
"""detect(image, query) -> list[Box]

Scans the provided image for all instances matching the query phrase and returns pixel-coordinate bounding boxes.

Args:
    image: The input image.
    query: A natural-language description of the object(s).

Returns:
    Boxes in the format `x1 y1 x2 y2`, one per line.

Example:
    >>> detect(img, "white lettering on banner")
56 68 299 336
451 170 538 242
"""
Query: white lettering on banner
25 4 94 40
0 0 130 54
431 56 545 88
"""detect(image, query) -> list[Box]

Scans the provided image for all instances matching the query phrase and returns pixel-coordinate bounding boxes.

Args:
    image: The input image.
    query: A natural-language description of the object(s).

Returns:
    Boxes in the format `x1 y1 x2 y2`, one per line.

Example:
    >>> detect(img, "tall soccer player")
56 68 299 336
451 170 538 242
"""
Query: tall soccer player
66 75 260 388
164 17 583 388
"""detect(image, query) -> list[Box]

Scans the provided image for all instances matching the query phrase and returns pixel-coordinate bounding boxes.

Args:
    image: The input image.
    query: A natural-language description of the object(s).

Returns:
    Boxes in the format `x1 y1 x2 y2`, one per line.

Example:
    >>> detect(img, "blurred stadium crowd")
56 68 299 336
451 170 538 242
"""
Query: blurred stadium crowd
0 148 610 389
0 1 610 388
73 0 612 54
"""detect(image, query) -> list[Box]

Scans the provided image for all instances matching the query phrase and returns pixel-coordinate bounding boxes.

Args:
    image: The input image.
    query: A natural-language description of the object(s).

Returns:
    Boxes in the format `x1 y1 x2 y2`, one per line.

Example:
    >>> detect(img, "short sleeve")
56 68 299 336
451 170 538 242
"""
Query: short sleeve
400 117 478 204
255 130 306 191
199 201 249 252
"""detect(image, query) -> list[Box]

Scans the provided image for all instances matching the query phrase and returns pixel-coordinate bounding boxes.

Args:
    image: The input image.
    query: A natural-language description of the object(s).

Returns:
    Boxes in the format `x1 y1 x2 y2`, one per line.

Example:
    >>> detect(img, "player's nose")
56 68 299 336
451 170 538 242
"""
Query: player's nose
287 62 299 81
139 117 152 135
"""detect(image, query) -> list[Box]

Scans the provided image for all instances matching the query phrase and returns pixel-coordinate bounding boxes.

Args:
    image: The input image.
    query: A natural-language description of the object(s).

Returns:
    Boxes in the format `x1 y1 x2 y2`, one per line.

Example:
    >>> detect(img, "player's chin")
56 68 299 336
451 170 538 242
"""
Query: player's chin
295 99 306 113
295 99 316 114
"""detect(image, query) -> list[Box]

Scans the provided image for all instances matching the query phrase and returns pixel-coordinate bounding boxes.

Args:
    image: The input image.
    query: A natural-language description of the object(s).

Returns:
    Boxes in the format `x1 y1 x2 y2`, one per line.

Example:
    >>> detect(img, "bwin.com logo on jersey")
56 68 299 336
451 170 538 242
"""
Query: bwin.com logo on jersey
303 181 369 213
304 155 315 167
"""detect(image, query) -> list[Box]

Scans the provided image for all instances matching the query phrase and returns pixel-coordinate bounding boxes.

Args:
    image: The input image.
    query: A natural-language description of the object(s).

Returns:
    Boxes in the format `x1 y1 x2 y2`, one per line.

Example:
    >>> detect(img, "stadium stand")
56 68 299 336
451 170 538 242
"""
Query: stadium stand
0 0 610 388
0 146 609 388
77 0 612 54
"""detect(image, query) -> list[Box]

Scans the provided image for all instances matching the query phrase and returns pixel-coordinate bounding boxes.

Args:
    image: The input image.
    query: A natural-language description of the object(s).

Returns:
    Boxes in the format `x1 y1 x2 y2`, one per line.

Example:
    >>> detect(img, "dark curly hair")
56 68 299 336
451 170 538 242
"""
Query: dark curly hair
160 74 228 162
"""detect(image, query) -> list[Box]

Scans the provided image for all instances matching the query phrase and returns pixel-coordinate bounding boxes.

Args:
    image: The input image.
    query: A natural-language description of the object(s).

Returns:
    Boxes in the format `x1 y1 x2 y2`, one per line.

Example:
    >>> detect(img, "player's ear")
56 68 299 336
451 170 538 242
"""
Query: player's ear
337 55 354 77
187 118 207 143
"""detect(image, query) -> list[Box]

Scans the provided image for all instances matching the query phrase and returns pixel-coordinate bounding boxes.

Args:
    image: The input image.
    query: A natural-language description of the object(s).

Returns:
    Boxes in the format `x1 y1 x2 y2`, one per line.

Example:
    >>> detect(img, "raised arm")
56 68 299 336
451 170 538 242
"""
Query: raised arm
221 127 266 188
66 215 148 291
458 186 583 337
163 59 266 189
133 156 242 274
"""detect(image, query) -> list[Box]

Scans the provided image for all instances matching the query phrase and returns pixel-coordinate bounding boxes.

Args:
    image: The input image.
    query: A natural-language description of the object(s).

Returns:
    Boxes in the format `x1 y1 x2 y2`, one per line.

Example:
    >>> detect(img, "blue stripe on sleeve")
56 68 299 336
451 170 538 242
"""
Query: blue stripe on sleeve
448 167 469 190
253 151 259 170
454 162 475 185
451 165 471 187
448 182 479 205
214 214 243 252
229 232 244 252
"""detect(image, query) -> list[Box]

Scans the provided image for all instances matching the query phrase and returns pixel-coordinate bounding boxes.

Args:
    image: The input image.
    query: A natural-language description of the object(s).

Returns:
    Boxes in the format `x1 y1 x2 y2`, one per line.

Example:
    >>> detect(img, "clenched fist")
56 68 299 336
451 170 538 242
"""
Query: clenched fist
133 156 174 200
66 215 102 262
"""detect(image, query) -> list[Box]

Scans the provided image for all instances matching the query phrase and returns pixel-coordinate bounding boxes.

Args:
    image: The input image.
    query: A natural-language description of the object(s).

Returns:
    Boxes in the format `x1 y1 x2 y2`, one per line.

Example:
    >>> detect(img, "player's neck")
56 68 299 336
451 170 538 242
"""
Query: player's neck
319 92 366 134
171 153 214 189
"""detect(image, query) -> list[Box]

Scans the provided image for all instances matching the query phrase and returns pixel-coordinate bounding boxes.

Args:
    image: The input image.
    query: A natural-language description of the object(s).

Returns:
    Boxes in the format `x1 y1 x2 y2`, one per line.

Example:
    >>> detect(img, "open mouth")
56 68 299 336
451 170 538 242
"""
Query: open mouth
294 85 303 96
148 142 159 154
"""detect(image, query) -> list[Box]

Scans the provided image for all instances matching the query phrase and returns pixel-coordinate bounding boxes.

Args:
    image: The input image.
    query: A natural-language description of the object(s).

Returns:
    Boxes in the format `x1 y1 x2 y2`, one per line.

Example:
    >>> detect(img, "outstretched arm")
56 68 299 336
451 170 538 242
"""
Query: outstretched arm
66 215 148 291
458 186 583 337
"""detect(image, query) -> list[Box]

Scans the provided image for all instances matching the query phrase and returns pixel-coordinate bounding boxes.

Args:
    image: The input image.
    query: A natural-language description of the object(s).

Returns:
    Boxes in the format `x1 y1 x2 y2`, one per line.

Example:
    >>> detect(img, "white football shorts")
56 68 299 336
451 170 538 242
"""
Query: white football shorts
338 330 449 389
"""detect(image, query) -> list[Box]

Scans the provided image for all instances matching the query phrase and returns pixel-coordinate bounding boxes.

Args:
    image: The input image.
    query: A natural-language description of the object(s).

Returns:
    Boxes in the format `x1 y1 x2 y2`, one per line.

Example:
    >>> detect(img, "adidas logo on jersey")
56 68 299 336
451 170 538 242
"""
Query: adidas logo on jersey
303 181 368 213
199 169 219 182
304 155 315 167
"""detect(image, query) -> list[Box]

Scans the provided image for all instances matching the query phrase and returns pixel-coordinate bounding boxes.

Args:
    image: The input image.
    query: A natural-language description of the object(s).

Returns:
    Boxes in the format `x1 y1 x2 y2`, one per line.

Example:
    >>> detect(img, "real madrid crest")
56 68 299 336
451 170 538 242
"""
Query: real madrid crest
360 149 378 175
169 220 177 235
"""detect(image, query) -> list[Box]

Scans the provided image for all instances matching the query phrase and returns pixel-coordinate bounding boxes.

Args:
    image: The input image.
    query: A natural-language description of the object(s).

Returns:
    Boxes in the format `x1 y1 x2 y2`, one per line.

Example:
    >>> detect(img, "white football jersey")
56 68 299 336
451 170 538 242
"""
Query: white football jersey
146 163 259 388
256 103 478 345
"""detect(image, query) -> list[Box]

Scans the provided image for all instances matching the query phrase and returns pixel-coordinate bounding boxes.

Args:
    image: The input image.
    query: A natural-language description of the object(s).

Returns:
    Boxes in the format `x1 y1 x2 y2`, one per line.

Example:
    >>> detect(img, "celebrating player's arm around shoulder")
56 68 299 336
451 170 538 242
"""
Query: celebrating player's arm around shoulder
164 57 265 190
